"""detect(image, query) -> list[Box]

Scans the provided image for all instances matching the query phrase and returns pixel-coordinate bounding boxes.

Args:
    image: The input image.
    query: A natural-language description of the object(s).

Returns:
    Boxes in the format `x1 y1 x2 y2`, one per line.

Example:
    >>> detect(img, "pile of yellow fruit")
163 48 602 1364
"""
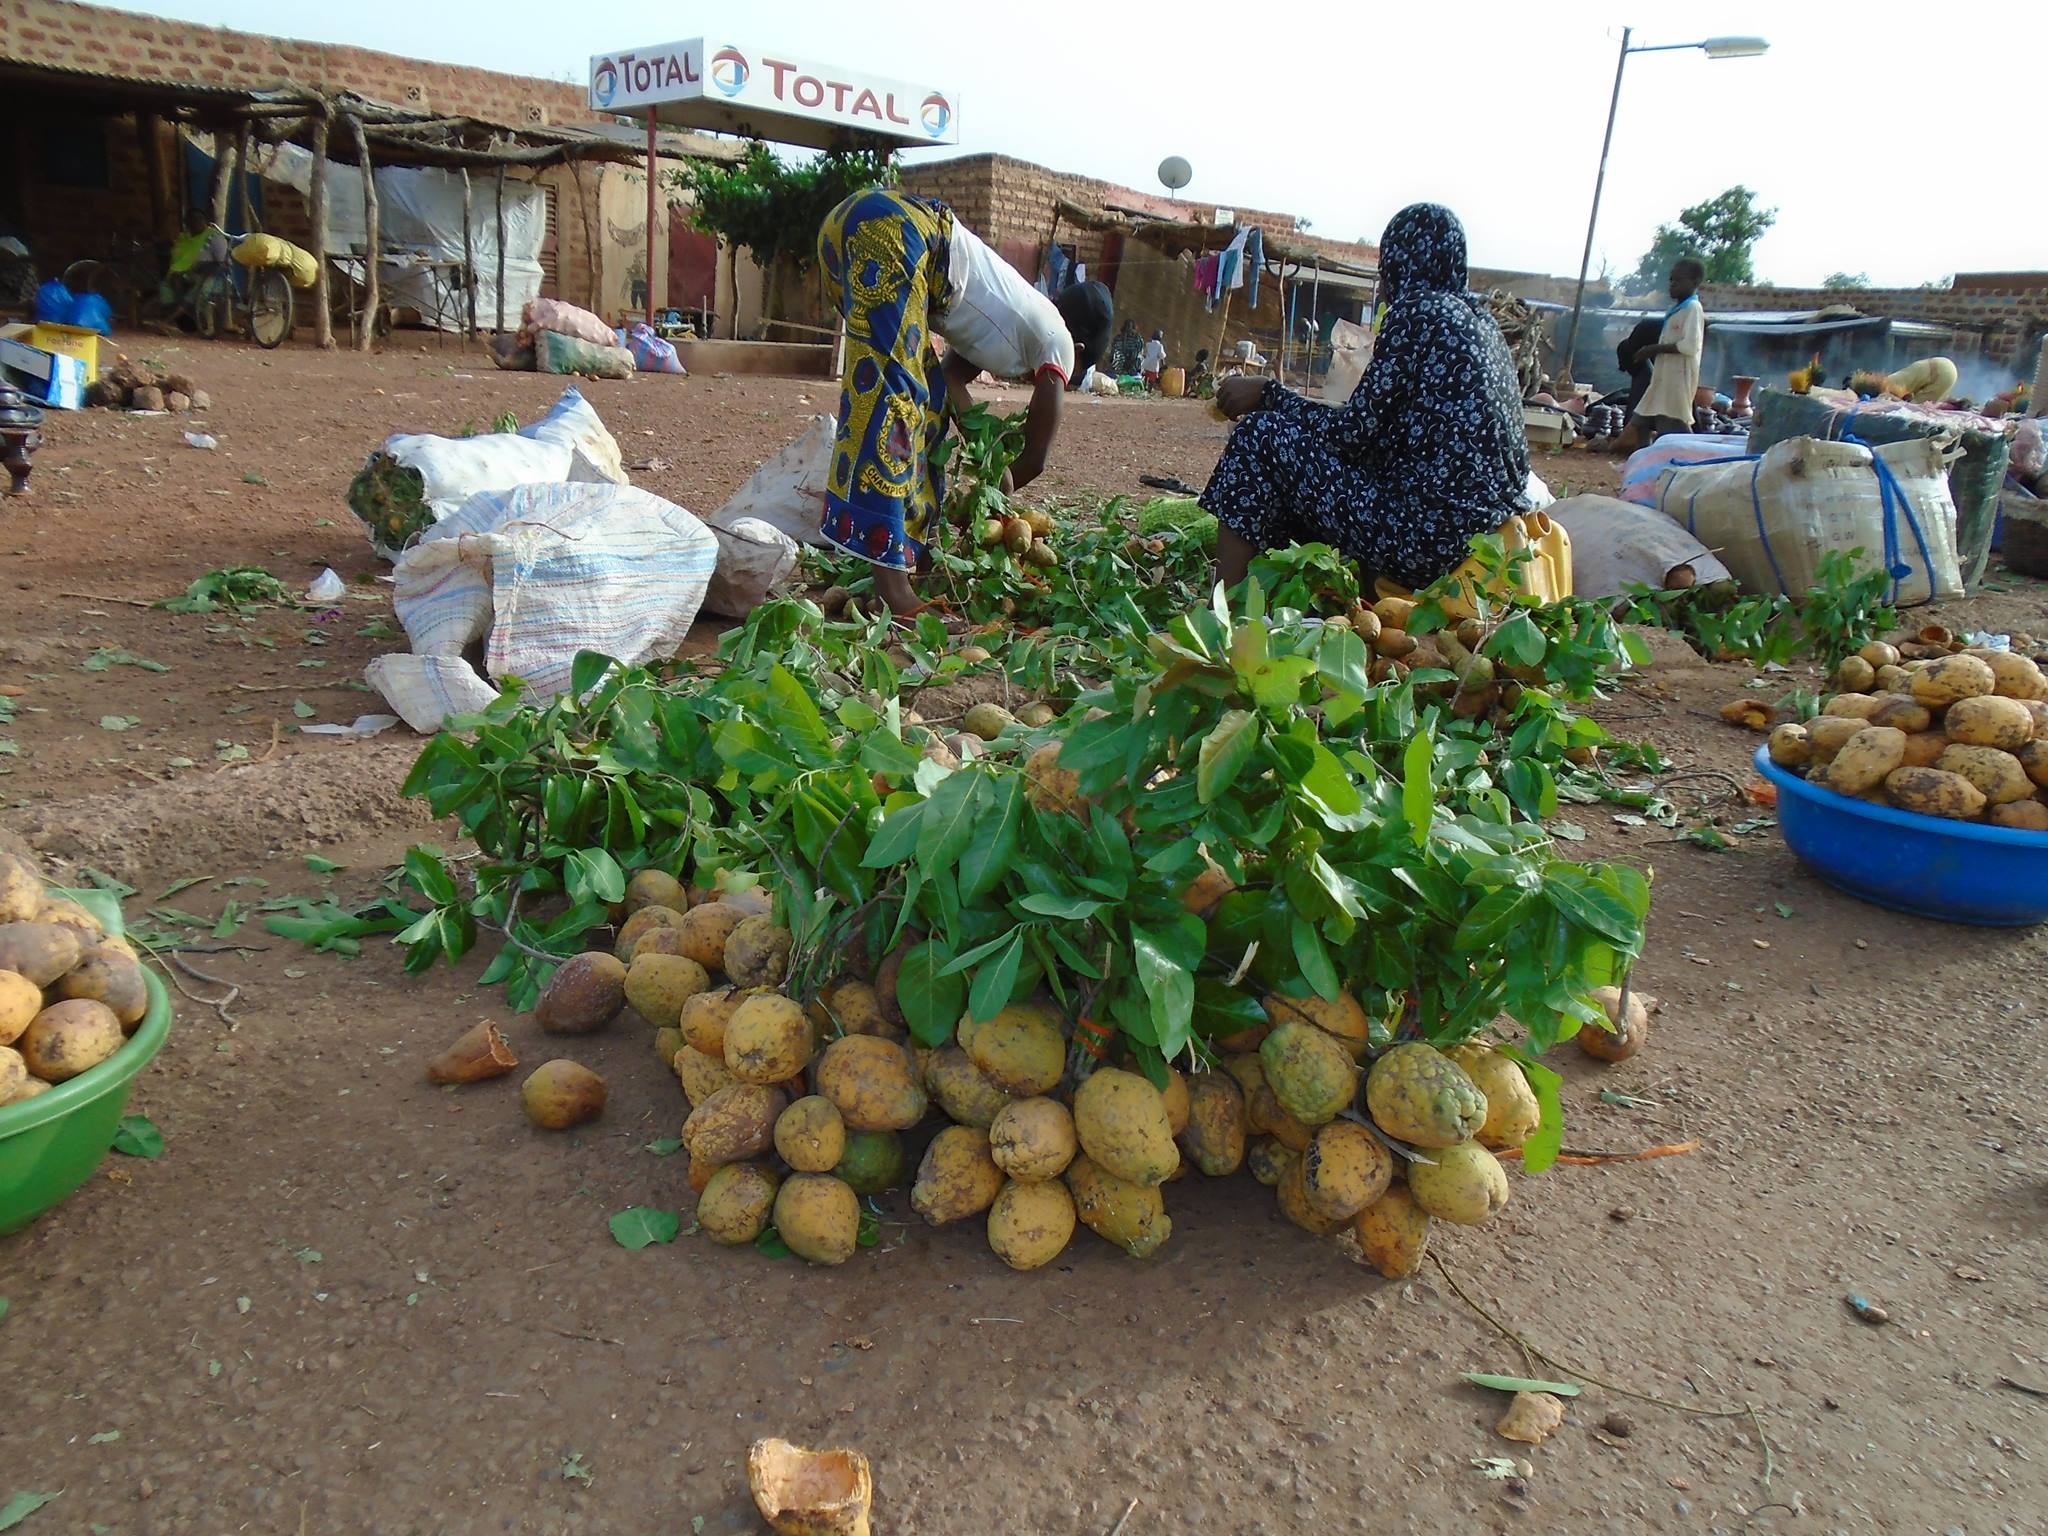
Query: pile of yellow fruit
529 865 1569 1275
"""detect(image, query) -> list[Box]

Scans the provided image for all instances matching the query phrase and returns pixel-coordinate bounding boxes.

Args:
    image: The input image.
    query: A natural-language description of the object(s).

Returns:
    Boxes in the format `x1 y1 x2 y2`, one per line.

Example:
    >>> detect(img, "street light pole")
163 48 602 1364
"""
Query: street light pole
1559 32 1768 385
1561 26 1631 384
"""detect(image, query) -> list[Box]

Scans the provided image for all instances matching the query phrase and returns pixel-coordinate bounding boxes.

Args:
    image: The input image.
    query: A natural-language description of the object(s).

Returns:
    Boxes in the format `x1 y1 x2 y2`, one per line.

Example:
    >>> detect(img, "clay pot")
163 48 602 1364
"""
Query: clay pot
747 1439 873 1536
1730 375 1758 414
424 1021 518 1084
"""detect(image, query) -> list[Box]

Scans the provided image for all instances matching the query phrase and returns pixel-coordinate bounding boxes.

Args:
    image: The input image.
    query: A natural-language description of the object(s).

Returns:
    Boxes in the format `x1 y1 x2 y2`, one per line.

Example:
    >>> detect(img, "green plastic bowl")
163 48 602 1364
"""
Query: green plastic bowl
0 969 172 1235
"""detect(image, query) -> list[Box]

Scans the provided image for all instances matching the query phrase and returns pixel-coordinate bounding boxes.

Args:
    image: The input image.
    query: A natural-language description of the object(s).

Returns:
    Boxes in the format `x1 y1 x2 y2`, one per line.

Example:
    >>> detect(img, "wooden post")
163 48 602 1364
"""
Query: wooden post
308 108 333 349
232 121 255 232
135 113 168 240
1213 286 1235 370
493 166 507 335
460 167 476 338
207 124 233 228
644 114 658 330
346 114 380 352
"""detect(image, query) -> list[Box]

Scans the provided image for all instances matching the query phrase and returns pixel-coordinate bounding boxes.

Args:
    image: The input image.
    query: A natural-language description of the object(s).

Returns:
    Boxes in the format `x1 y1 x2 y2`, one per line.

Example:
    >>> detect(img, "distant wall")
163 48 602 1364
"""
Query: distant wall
1699 281 2048 367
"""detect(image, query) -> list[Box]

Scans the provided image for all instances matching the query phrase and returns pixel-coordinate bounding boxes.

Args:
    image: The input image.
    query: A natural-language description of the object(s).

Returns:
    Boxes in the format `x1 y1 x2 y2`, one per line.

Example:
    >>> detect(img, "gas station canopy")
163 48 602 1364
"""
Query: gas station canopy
588 39 959 151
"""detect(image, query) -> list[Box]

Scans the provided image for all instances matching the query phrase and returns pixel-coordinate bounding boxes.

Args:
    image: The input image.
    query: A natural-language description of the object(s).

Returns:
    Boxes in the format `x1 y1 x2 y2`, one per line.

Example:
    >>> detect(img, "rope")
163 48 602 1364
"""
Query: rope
1840 430 1931 605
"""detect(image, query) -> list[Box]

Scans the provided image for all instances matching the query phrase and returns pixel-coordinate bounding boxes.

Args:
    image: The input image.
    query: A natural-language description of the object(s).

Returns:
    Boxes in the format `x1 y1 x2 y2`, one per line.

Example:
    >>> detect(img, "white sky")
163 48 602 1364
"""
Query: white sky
117 0 2048 287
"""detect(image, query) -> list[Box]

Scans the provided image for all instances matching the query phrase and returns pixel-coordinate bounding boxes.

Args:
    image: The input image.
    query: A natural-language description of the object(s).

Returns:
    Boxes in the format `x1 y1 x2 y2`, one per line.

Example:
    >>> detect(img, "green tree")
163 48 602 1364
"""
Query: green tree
1628 186 1777 290
673 142 895 335
1822 271 1870 289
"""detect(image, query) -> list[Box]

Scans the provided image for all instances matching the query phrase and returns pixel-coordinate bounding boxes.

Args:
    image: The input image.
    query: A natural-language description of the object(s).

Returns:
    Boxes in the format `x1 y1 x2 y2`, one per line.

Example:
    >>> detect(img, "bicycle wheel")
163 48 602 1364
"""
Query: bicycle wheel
63 259 138 326
246 267 295 349
192 272 234 341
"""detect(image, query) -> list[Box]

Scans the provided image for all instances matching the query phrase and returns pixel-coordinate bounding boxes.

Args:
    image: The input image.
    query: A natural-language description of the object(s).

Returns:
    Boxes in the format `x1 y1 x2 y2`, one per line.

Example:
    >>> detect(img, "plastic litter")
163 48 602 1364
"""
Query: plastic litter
306 568 346 603
298 714 401 737
183 430 217 451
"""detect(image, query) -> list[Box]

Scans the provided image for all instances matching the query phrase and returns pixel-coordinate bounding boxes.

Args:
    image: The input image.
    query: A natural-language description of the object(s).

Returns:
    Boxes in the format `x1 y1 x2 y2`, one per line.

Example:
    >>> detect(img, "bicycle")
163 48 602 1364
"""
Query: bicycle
189 227 296 350
61 239 160 328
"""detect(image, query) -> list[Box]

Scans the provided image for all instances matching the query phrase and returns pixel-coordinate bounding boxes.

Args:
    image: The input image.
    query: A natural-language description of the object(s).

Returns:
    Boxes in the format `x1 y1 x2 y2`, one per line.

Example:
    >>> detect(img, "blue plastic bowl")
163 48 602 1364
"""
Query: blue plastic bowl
1754 746 2048 925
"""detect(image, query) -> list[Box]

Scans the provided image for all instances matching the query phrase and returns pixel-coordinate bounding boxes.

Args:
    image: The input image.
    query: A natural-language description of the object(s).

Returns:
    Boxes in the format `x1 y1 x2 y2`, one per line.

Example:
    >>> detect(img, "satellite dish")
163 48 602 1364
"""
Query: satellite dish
1158 156 1192 192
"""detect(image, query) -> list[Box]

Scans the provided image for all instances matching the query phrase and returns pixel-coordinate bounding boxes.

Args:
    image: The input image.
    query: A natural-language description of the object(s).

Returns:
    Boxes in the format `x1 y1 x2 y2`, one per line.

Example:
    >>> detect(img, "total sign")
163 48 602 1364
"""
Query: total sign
589 40 959 146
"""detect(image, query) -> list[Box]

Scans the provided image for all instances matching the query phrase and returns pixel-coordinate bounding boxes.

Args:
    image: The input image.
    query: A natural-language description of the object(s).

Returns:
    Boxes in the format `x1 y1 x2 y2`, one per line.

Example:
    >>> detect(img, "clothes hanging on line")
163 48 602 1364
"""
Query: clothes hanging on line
1244 227 1265 308
1193 253 1220 310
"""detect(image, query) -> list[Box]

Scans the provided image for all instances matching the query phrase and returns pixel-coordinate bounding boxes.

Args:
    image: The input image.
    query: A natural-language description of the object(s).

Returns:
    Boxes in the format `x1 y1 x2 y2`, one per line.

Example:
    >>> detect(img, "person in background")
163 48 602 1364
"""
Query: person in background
159 208 227 315
1189 348 1212 396
1141 329 1167 390
1617 317 1663 421
816 186 1112 616
1629 257 1705 441
1200 202 1529 590
1886 355 1958 403
1108 319 1144 378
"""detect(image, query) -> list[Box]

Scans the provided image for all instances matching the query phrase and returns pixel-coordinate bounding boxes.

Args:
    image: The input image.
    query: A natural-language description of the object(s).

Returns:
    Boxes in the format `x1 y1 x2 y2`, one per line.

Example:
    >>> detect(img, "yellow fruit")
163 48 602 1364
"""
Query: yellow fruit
0 923 82 987
1022 506 1055 539
1017 701 1057 728
774 1095 847 1173
613 906 686 962
2017 740 2048 788
922 1045 1013 1127
1883 766 1987 819
1023 539 1057 568
1910 654 1997 708
1818 726 1906 795
674 902 748 970
911 1125 1005 1225
987 1179 1077 1271
1158 1067 1190 1137
1899 731 1950 769
1858 641 1901 670
1353 1184 1432 1278
684 1083 786 1163
1443 1042 1540 1151
521 1059 608 1130
1268 1155 1340 1233
1578 986 1651 1062
723 916 793 989
0 969 40 1047
816 1035 929 1131
1832 656 1876 693
773 1174 861 1265
56 944 150 1030
1002 516 1035 555
653 1026 683 1066
1072 1067 1179 1187
1766 723 1810 767
624 952 711 1028
1261 990 1374 1058
672 1043 736 1107
536 951 627 1035
978 517 1007 548
1988 799 2048 831
1176 1072 1248 1176
1980 651 2048 701
1246 1136 1296 1186
962 702 1016 741
1866 694 1932 733
1259 1022 1360 1127
0 854 41 925
1365 1043 1485 1147
724 992 816 1084
697 1163 781 1244
1065 1153 1171 1257
809 977 896 1039
1300 1120 1393 1221
1943 696 2034 751
0 1045 27 1103
623 869 689 915
680 986 743 1056
34 899 102 944
19 999 123 1082
1407 1141 1511 1224
964 1004 1066 1095
1023 741 1085 814
1934 744 2035 805
1804 715 1870 763
989 1096 1078 1181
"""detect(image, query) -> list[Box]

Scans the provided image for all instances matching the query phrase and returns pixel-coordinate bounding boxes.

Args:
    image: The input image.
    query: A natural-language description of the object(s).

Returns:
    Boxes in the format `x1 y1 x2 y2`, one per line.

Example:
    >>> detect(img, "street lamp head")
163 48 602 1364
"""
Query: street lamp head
1701 36 1769 59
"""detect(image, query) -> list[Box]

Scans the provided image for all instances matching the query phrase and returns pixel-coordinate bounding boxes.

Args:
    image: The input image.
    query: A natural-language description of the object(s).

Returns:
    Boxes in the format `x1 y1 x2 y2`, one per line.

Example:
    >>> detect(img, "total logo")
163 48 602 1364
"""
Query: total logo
709 46 749 97
920 93 952 139
591 59 618 107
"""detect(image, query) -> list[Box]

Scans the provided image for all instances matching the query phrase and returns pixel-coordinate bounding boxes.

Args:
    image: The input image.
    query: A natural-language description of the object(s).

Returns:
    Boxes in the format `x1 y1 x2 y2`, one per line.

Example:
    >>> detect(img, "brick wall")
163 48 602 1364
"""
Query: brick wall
0 0 585 126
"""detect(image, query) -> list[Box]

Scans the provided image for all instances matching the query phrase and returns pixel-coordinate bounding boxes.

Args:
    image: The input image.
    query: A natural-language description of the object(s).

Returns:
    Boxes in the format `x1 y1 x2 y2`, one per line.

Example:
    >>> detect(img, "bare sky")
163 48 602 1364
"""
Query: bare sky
116 0 2047 287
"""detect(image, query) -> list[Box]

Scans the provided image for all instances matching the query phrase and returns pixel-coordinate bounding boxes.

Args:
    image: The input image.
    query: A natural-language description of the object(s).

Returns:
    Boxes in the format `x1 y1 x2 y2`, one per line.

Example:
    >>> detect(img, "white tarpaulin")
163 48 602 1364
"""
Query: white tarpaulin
225 137 546 330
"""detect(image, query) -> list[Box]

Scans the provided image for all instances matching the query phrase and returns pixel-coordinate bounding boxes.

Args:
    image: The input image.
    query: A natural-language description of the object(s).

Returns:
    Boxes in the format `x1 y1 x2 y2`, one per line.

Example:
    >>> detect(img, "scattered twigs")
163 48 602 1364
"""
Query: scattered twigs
60 591 155 608
1497 1139 1699 1166
1106 1499 1139 1536
135 935 243 1027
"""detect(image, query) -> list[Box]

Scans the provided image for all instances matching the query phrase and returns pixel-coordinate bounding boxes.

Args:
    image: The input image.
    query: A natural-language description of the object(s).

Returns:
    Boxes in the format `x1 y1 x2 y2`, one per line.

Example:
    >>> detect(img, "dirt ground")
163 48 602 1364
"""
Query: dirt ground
2 340 2044 1536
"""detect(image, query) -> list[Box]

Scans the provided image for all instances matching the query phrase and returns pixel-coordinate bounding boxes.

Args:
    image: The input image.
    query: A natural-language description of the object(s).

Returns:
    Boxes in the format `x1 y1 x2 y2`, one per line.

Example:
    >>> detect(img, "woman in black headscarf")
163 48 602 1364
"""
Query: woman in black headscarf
1200 203 1530 589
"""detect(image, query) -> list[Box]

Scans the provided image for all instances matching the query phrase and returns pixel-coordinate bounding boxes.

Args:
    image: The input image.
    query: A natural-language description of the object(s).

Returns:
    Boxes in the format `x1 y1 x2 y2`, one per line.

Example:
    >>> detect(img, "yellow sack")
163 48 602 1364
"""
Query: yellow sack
232 234 319 290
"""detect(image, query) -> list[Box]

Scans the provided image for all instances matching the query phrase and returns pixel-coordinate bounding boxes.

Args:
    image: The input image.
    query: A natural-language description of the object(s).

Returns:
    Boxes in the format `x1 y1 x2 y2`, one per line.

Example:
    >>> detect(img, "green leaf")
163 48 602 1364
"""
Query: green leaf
857 1209 882 1248
1461 1372 1581 1397
1015 891 1107 920
1130 925 1195 1059
569 651 617 698
111 1115 164 1159
1196 709 1261 803
291 699 316 720
1506 1052 1563 1175
754 1227 792 1259
958 774 1023 903
1401 730 1436 848
607 1207 682 1250
0 1491 60 1530
303 854 343 874
1544 868 1645 947
98 715 139 732
966 929 1025 1023
915 769 980 878
861 799 926 869
1246 655 1318 712
897 940 966 1046
644 1138 684 1157
0 1297 7 1325
1483 613 1548 669
1290 917 1339 1002
565 847 626 906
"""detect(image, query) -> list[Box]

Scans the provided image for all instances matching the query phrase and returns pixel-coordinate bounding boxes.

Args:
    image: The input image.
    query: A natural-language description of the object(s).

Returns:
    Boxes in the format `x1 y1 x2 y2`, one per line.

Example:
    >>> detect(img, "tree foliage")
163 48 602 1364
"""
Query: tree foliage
1821 271 1870 290
1627 185 1777 290
673 141 895 279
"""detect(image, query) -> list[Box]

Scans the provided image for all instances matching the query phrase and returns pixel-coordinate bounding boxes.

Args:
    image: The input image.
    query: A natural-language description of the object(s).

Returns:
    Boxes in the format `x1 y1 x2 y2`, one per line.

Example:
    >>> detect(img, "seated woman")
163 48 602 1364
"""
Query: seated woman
816 186 1111 616
1200 202 1530 591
